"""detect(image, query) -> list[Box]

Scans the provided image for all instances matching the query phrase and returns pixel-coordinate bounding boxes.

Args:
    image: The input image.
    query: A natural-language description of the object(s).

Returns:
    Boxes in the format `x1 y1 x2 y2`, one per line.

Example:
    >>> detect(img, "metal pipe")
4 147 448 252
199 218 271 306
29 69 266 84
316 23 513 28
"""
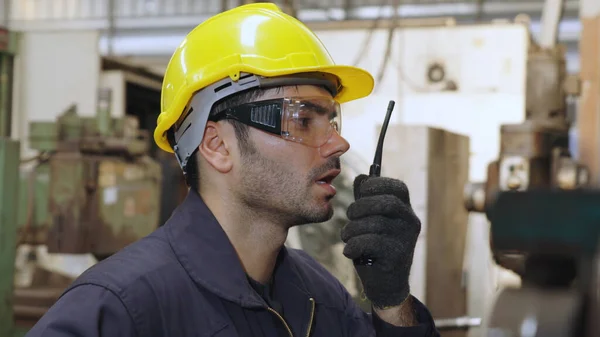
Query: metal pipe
539 0 565 48
434 316 482 330
0 42 14 138
13 305 49 318
106 0 115 56
14 288 64 299
97 88 112 137
0 0 10 27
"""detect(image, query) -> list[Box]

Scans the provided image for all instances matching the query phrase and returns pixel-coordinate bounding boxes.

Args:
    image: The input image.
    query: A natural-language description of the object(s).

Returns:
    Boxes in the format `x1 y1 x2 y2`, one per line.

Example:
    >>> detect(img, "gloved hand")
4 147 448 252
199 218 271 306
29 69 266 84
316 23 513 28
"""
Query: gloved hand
341 174 421 309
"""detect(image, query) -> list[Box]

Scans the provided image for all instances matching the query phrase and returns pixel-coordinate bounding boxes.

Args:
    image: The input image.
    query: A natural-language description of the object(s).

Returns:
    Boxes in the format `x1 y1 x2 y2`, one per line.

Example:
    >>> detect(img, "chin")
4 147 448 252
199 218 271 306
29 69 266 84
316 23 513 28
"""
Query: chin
289 204 333 227
309 203 335 224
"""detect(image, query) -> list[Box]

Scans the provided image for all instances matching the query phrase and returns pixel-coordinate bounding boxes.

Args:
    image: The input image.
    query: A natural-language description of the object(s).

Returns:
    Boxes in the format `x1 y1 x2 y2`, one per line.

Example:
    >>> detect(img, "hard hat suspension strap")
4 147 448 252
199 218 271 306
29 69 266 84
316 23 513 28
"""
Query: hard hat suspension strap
171 72 339 171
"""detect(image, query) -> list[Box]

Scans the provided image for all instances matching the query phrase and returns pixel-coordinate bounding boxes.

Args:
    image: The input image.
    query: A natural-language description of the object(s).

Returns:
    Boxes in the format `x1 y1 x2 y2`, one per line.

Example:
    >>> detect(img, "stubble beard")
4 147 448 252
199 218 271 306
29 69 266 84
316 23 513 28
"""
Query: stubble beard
236 148 337 228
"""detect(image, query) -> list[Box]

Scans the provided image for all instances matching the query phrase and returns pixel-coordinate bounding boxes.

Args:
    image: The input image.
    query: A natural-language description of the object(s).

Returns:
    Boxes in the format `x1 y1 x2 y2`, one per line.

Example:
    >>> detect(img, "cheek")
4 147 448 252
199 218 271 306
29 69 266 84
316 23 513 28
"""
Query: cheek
253 132 318 169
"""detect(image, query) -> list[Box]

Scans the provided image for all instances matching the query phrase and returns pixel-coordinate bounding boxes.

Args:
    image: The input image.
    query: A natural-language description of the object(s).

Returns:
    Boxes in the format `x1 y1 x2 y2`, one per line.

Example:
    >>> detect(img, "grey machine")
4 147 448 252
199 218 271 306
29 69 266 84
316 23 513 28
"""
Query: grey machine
463 1 600 336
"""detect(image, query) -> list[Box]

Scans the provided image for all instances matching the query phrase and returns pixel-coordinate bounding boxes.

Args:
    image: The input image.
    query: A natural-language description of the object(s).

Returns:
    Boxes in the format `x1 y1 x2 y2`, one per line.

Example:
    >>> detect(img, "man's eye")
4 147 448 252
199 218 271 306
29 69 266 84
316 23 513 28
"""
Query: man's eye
297 118 310 128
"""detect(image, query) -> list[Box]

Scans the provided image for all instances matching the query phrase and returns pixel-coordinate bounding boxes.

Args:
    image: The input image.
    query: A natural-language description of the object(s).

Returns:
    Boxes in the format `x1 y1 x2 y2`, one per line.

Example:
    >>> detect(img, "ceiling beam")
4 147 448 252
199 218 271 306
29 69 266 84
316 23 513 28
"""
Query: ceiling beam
9 1 580 31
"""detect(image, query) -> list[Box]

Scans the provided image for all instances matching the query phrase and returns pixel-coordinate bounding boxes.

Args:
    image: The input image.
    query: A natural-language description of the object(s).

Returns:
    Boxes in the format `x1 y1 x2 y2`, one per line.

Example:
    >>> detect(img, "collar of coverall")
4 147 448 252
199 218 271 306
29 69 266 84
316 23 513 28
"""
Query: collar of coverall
164 189 351 310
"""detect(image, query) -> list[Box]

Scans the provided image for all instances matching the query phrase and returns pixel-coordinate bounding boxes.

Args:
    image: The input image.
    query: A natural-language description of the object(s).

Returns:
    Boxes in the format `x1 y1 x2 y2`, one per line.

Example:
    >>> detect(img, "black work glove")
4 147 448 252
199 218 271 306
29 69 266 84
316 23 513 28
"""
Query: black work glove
341 174 421 309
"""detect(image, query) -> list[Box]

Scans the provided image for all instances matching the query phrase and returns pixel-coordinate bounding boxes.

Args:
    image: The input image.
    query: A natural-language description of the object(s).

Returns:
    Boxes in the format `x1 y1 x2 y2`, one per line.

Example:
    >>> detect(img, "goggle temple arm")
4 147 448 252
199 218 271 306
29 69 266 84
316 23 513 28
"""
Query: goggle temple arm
211 99 285 137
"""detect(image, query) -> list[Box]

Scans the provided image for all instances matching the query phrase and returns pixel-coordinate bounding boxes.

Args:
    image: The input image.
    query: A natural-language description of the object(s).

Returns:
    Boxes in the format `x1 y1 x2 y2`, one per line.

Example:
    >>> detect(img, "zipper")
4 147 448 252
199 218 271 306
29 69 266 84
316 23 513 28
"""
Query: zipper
267 307 294 337
305 298 315 337
265 297 316 337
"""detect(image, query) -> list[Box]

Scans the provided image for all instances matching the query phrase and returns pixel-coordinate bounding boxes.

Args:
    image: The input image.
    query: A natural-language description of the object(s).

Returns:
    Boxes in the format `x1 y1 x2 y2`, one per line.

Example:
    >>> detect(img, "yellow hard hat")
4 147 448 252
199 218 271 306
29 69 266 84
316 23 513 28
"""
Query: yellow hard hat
154 2 374 161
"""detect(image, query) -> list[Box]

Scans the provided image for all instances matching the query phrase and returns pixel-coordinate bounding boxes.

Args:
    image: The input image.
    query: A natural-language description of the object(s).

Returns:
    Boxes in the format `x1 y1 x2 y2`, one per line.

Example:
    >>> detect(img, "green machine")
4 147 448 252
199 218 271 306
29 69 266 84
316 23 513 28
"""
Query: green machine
17 93 162 257
0 27 164 337
0 28 163 333
11 91 163 330
0 26 21 337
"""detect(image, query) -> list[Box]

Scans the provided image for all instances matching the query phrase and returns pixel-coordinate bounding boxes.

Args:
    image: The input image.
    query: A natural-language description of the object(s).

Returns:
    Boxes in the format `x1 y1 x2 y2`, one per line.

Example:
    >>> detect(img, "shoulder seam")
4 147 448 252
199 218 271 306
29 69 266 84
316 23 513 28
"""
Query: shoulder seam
63 281 142 337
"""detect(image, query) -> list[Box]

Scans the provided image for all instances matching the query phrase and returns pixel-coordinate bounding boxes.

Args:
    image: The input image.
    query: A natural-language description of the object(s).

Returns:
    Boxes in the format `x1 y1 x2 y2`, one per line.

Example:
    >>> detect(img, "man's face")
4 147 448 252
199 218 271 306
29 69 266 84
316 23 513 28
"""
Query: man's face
232 85 350 228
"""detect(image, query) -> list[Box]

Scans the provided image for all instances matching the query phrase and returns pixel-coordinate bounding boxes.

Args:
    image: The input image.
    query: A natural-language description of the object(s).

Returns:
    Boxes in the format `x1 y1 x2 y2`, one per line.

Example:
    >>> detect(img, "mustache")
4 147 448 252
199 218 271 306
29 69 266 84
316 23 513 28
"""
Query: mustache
309 158 341 181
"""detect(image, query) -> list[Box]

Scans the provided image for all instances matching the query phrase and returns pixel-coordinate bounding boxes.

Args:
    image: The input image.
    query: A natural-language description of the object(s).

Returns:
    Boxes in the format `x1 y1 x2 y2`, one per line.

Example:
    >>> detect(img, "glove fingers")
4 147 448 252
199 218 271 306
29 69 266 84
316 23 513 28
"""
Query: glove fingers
340 215 418 243
345 235 413 308
353 174 370 200
343 233 387 260
354 175 411 205
344 235 417 270
347 195 410 219
343 235 405 271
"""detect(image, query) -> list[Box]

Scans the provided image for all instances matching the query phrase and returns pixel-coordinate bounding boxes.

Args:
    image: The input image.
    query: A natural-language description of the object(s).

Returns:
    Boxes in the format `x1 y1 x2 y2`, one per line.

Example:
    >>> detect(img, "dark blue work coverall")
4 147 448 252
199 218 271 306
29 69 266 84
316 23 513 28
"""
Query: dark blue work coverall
26 190 440 337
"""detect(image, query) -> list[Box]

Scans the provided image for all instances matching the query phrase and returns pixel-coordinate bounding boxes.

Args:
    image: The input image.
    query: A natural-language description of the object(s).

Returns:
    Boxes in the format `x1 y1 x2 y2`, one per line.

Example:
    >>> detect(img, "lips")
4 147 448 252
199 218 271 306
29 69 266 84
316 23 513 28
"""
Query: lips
315 169 341 185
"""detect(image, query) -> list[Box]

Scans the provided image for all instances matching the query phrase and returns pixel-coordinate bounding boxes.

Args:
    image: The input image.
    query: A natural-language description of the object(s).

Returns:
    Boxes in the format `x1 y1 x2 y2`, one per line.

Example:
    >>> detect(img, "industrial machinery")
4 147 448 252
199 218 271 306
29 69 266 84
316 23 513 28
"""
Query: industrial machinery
10 90 163 329
17 91 162 257
463 1 600 336
0 39 179 333
463 23 589 276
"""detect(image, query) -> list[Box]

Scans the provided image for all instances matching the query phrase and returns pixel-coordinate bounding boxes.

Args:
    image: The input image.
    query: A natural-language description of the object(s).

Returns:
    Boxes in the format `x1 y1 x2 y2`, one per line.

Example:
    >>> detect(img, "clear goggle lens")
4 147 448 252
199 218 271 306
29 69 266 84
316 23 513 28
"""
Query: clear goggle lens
281 97 341 147
214 96 341 148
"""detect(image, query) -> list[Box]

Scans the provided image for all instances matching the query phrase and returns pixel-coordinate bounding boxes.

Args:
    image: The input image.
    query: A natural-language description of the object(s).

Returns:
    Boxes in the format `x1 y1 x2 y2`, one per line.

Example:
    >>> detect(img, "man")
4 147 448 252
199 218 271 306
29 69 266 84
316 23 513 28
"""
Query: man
26 3 439 336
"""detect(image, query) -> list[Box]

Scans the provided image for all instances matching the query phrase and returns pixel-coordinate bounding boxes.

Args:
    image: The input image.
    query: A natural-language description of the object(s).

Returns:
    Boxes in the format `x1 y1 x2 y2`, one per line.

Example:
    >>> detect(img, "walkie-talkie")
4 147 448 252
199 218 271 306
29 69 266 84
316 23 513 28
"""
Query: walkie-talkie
369 100 395 177
354 100 395 267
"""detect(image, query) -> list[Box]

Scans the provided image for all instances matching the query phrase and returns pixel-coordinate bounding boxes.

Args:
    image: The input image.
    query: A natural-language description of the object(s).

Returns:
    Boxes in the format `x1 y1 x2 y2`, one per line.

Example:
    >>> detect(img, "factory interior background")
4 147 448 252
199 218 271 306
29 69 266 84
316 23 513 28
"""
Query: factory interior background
0 0 598 336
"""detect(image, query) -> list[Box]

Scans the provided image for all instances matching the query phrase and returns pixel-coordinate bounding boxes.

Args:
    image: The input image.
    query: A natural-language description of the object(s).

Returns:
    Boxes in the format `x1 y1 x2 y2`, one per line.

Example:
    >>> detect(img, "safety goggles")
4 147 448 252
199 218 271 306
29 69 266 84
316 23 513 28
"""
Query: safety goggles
210 96 342 148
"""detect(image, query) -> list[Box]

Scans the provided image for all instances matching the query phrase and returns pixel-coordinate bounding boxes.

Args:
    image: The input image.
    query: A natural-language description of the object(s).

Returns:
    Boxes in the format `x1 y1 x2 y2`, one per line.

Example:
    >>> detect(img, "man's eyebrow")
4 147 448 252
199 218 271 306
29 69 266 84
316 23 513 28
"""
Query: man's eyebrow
302 101 332 115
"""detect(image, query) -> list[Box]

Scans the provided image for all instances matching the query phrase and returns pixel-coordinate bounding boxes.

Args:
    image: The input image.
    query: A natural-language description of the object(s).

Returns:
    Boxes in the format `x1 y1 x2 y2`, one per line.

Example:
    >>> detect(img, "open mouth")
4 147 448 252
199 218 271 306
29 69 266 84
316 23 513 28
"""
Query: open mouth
315 170 340 185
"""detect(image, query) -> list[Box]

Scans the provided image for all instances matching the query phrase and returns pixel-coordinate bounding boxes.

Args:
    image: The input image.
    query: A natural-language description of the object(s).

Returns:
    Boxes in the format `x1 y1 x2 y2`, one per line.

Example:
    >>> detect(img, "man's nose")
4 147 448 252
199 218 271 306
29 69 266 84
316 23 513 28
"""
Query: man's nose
319 130 350 158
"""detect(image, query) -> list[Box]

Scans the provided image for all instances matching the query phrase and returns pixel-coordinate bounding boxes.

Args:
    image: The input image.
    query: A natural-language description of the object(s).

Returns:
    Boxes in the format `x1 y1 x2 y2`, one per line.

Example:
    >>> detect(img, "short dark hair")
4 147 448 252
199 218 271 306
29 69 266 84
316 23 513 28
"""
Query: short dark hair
167 87 277 190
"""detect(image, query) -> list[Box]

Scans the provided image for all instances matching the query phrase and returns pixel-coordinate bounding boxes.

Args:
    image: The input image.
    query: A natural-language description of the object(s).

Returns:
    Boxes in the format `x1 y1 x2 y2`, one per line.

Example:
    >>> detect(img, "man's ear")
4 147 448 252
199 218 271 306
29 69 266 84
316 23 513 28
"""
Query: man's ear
197 121 233 174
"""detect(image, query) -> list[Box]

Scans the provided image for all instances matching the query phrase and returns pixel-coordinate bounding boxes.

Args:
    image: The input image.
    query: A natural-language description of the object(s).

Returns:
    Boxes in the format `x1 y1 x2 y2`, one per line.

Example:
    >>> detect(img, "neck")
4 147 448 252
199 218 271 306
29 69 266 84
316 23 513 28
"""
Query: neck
199 188 289 284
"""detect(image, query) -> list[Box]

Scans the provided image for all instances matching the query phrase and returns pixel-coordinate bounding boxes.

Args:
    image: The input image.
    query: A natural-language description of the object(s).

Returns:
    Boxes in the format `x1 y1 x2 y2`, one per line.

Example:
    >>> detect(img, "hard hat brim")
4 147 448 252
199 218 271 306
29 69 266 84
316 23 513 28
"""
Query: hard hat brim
316 65 375 104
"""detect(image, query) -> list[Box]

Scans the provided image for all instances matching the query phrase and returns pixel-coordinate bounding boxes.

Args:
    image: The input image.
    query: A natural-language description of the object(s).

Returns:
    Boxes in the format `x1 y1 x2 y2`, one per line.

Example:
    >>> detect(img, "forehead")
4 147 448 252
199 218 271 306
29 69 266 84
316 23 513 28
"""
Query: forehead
261 85 334 100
